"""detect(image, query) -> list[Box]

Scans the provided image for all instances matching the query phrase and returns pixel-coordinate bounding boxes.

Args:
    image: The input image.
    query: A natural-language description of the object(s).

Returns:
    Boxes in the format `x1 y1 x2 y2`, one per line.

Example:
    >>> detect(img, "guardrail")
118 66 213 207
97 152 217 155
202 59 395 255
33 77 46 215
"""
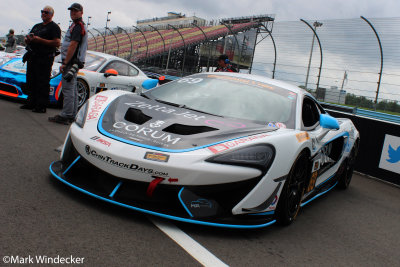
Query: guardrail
321 102 400 124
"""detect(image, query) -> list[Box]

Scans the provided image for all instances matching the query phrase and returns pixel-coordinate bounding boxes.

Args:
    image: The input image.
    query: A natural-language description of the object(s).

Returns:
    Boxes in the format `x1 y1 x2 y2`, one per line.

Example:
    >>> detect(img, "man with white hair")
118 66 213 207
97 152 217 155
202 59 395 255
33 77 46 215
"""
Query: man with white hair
20 5 61 113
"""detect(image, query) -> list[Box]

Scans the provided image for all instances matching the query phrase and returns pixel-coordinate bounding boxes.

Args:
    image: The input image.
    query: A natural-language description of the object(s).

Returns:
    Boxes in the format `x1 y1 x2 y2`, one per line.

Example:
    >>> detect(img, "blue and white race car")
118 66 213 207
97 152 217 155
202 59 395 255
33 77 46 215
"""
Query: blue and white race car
50 72 359 228
0 51 150 107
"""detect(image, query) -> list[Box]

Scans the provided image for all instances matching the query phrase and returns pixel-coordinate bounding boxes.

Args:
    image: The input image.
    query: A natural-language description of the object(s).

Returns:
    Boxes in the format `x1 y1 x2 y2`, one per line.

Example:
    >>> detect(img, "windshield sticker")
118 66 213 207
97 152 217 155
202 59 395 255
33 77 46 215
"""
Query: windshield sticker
177 77 203 84
206 74 274 90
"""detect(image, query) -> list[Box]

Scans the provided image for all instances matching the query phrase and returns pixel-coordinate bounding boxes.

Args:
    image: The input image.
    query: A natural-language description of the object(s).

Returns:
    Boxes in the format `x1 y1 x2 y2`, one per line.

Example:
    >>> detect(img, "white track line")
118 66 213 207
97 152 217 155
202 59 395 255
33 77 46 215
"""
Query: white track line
150 217 229 267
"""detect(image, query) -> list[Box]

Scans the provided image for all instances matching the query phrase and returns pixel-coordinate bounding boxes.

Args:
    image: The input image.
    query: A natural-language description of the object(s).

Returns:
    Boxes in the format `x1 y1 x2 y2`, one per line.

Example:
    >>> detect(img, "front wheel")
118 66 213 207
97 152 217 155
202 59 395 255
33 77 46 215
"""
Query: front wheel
77 79 89 108
276 152 308 226
337 140 359 189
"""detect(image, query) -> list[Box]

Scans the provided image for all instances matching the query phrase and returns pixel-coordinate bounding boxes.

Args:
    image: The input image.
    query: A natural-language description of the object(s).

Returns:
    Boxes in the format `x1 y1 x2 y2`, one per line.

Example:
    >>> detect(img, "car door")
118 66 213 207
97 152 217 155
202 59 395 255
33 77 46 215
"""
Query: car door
96 60 144 93
301 96 346 191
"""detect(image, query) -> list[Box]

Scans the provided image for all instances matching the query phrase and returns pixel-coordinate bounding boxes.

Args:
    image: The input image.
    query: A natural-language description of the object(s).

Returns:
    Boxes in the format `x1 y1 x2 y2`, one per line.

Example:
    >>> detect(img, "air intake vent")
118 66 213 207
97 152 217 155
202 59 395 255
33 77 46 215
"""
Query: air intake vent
163 124 218 135
124 108 151 125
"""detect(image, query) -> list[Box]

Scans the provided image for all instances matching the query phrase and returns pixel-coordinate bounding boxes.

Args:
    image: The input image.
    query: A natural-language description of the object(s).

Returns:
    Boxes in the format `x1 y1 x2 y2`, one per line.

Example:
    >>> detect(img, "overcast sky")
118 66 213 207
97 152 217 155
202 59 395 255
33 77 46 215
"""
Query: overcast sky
1 0 399 35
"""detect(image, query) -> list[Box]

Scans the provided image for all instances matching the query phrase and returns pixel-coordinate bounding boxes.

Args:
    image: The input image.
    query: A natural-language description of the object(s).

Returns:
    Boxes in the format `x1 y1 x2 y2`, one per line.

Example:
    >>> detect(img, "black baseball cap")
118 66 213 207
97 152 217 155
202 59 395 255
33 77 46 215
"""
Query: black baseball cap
68 3 83 11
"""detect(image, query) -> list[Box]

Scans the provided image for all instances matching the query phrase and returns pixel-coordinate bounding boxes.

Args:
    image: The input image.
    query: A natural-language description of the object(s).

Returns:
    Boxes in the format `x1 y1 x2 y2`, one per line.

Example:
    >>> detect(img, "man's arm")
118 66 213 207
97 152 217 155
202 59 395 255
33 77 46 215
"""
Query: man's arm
30 36 60 47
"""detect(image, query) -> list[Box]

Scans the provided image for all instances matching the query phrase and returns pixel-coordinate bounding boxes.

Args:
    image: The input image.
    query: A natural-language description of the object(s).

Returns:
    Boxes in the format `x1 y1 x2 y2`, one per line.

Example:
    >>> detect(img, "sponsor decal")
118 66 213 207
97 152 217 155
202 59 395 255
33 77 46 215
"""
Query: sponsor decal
125 101 206 121
204 119 246 129
379 134 400 174
207 74 274 90
267 122 276 128
296 132 310 143
49 87 54 95
149 120 165 128
208 133 269 154
78 72 85 76
190 199 212 208
87 95 108 121
84 145 168 176
306 171 318 193
312 159 321 172
276 122 286 129
90 136 111 147
112 121 181 145
144 152 170 162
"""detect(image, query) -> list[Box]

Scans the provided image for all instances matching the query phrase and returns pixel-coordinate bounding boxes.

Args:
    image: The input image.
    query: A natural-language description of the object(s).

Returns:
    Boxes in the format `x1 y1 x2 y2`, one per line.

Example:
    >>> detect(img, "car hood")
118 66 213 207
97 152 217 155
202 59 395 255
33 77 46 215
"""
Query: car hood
98 94 277 152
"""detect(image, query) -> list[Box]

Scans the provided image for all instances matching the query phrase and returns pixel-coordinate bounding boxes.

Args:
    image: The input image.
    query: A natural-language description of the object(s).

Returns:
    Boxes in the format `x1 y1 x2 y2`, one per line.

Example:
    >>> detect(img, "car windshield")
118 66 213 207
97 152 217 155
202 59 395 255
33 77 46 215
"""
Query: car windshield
146 74 297 128
54 51 106 71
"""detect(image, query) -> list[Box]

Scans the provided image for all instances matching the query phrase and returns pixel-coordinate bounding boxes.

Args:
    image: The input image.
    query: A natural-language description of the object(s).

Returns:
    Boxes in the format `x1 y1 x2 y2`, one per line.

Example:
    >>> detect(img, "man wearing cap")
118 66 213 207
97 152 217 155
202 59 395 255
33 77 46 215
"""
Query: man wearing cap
20 6 61 113
49 3 87 124
5 29 16 53
214 54 238 72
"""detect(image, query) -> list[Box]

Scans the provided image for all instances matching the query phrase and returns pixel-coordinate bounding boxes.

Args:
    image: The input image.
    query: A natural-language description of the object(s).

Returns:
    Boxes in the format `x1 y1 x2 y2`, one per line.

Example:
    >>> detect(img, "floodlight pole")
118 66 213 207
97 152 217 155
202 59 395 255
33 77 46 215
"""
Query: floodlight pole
301 19 323 90
361 16 383 108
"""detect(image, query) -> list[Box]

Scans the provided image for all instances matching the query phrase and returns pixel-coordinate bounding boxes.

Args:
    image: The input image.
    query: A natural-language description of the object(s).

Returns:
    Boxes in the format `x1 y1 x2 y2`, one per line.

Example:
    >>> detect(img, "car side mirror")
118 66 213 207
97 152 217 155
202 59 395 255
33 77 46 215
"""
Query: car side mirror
104 69 118 77
142 79 159 90
320 114 339 130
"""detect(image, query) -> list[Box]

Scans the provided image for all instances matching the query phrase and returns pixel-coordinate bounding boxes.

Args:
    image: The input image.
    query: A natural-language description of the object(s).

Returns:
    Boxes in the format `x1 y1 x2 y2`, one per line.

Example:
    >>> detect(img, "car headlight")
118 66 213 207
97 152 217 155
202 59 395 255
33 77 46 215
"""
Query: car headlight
50 69 60 79
206 144 275 173
74 101 89 128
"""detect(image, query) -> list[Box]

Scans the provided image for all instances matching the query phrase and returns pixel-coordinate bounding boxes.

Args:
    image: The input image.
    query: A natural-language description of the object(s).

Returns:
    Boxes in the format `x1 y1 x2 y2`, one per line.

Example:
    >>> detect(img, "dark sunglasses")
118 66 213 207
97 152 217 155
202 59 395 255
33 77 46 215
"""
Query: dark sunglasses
41 10 51 15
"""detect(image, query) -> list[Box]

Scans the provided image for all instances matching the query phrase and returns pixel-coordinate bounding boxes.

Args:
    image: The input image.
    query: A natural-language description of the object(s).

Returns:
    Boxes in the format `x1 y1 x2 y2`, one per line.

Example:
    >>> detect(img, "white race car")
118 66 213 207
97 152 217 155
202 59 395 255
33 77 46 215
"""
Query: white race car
0 50 151 108
50 72 359 229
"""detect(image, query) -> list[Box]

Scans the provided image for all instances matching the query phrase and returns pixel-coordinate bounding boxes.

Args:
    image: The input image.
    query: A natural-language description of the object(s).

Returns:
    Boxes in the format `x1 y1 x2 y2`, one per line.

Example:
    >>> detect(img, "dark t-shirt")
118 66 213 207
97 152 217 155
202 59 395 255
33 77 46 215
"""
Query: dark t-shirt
29 21 61 55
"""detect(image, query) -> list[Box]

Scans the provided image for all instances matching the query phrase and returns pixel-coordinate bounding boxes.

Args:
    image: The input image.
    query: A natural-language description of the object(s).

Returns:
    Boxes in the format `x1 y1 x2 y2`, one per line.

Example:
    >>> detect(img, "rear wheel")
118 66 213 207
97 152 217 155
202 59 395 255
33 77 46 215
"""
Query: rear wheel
276 151 308 226
337 140 359 189
77 79 89 108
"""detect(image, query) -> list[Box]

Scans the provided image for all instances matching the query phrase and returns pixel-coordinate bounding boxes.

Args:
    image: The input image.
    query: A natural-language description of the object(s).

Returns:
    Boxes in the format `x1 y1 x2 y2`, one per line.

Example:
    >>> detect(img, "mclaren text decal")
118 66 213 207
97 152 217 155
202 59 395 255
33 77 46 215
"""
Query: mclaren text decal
125 101 206 121
111 121 181 146
85 145 169 176
87 95 108 121
208 133 269 154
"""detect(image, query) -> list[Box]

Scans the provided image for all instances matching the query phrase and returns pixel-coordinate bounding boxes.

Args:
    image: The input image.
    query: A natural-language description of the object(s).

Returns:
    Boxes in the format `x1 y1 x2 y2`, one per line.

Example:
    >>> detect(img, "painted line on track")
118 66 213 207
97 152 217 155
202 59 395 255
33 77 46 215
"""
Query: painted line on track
150 217 229 267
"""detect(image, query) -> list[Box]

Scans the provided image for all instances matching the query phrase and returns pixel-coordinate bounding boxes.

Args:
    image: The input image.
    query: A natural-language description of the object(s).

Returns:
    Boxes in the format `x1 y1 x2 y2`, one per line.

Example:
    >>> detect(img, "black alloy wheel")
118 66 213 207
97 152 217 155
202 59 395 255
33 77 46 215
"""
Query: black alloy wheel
276 152 308 226
77 79 89 108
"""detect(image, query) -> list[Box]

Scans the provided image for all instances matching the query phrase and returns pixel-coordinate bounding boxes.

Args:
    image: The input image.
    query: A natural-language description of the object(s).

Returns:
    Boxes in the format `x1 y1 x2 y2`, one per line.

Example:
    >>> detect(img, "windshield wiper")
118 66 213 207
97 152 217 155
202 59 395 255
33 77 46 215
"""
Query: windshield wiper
140 93 149 99
180 105 223 117
154 98 181 107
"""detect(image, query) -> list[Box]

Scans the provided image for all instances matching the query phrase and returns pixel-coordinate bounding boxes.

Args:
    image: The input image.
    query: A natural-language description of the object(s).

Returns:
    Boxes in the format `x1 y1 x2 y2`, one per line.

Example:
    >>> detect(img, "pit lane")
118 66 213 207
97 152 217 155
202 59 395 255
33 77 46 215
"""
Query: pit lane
1 97 399 266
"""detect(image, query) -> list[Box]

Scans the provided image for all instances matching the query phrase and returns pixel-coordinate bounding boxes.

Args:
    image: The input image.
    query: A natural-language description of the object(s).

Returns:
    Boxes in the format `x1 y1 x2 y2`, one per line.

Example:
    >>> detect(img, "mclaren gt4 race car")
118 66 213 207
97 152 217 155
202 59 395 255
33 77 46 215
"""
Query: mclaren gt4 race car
50 73 359 228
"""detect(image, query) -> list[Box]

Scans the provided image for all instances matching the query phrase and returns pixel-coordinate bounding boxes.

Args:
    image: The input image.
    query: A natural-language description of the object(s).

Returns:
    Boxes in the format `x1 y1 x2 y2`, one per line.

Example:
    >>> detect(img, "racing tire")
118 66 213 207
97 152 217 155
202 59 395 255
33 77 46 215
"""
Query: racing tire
77 78 89 109
337 140 359 190
276 151 308 226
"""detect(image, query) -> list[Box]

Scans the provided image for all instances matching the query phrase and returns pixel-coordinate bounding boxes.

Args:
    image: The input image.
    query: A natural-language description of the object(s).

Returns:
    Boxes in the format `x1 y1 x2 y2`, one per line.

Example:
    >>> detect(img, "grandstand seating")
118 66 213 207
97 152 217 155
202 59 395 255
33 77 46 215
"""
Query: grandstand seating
87 22 257 62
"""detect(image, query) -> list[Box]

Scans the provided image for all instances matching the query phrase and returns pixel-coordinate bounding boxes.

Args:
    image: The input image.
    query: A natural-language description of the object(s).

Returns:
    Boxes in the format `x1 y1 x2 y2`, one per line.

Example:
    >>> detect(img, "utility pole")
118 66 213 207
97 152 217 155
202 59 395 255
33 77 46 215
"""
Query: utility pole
305 21 323 90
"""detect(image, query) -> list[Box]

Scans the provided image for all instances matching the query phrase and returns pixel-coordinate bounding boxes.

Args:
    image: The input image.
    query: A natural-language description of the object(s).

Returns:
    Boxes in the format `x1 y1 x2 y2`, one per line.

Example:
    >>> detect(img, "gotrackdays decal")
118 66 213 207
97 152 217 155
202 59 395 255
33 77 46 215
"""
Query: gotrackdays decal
208 133 269 154
84 145 169 177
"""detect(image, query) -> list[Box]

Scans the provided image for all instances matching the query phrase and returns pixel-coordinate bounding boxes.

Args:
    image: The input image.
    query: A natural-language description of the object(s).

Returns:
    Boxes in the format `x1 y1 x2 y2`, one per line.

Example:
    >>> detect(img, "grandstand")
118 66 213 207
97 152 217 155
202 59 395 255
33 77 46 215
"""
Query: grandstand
87 13 274 77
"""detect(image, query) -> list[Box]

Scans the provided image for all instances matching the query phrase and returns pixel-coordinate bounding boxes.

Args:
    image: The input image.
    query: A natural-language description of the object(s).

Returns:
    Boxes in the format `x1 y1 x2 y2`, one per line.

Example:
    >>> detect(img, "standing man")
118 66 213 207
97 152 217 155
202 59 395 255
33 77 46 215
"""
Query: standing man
49 3 87 124
5 29 16 53
20 6 61 113
214 54 238 72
